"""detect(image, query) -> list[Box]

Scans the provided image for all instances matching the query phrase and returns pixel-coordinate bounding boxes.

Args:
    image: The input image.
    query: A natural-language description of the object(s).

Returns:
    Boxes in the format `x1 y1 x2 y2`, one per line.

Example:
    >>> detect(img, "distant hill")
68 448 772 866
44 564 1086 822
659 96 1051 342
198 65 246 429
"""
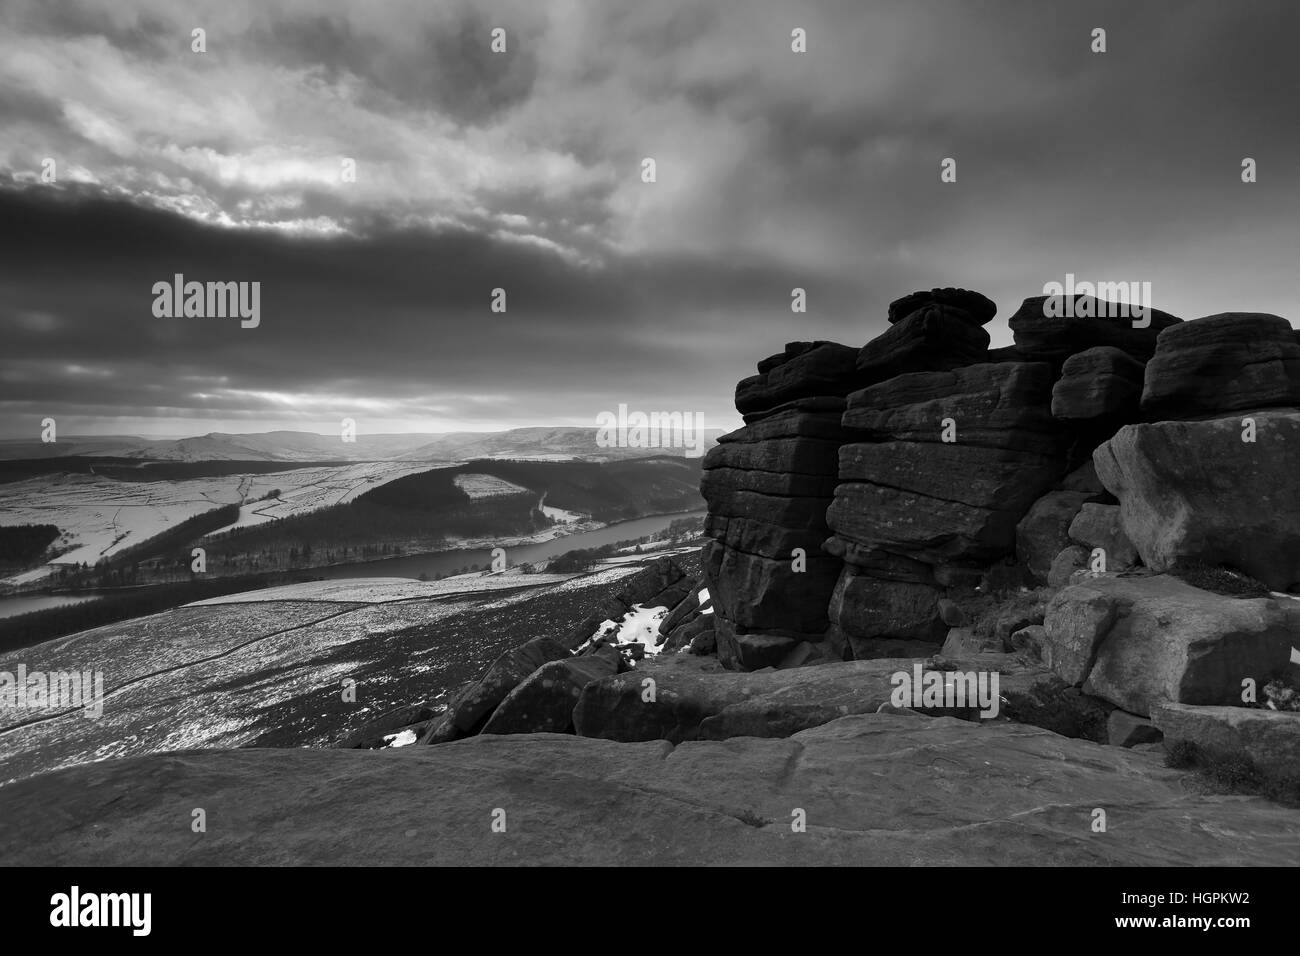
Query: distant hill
397 426 726 462
185 455 705 577
0 426 728 463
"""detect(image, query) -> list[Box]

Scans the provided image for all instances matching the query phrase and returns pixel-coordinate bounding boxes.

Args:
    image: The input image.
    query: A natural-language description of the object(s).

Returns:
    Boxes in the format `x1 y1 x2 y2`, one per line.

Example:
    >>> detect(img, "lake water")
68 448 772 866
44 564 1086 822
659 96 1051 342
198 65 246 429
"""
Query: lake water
315 509 706 581
0 594 98 621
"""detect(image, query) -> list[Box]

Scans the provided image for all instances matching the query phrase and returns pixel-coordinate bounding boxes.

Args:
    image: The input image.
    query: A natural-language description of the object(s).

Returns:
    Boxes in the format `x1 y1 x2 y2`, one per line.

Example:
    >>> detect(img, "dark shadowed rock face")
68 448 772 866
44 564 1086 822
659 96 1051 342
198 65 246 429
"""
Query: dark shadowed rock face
843 361 1062 453
1009 295 1181 363
740 394 847 425
986 344 1029 363
735 341 863 416
1140 313 1300 421
704 351 863 666
701 539 839 636
1057 460 1109 497
701 402 846 651
823 359 1072 644
827 570 945 642
1093 411 1300 591
1050 346 1145 422
1015 490 1095 584
856 306 991 384
712 618 801 670
887 287 997 325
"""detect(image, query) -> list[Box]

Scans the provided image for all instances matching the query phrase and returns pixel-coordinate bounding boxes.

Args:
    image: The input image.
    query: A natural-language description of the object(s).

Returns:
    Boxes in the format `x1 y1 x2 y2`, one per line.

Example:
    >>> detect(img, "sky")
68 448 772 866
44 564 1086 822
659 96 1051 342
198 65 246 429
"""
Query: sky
2 0 1299 439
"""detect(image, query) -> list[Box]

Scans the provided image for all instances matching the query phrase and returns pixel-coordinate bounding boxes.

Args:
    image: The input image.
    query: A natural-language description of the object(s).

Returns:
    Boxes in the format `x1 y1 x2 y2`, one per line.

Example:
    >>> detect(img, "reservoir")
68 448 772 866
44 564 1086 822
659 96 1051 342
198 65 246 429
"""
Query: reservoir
0 593 98 621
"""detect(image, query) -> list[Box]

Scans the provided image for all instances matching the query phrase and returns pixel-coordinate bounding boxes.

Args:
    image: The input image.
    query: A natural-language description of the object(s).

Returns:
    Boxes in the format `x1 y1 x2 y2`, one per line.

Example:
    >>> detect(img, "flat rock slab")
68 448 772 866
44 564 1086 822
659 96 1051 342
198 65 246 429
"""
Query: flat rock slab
575 650 1061 743
1152 702 1300 771
2 715 1295 866
575 654 912 742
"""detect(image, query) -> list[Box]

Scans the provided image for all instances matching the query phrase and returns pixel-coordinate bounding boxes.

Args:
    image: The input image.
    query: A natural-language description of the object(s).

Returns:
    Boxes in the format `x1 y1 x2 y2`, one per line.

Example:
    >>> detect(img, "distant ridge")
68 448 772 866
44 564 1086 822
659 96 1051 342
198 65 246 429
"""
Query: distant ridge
0 426 727 463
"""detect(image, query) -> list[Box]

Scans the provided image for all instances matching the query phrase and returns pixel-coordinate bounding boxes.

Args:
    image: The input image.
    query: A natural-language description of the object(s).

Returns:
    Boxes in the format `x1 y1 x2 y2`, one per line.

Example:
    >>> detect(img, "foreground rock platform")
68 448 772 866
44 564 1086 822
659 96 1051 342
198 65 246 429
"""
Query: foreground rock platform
3 715 1296 866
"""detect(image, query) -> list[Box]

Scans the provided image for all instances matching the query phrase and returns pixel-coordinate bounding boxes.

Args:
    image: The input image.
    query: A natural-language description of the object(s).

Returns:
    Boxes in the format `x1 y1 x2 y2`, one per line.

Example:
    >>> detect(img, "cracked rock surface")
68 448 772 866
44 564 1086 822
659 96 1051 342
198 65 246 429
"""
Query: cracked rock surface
2 713 1295 865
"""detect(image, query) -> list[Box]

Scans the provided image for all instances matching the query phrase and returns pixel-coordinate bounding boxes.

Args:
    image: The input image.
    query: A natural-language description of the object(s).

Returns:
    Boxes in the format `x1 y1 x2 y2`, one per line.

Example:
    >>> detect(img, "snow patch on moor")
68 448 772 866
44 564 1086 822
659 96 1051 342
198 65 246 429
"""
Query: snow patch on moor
453 473 530 498
586 603 670 656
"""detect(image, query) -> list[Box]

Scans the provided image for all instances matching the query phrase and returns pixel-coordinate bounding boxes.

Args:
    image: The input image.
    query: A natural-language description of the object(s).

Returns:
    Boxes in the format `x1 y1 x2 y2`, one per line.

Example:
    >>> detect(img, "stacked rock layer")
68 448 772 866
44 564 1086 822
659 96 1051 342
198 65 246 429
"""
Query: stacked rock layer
701 291 1300 672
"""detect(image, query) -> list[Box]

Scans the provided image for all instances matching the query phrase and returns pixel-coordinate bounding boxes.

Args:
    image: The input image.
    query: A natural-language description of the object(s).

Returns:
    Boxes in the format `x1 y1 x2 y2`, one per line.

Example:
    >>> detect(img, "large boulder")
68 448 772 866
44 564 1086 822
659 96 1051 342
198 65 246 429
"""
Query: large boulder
573 653 1017 742
575 654 892 742
1009 294 1181 363
887 287 997 325
1141 313 1300 420
1042 574 1300 716
1093 411 1300 591
1040 585 1119 684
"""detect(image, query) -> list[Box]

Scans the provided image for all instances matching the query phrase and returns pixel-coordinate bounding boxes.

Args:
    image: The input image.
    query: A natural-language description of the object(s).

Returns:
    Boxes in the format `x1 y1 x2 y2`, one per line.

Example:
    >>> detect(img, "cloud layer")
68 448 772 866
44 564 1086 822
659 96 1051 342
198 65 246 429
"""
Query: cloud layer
1 0 1298 438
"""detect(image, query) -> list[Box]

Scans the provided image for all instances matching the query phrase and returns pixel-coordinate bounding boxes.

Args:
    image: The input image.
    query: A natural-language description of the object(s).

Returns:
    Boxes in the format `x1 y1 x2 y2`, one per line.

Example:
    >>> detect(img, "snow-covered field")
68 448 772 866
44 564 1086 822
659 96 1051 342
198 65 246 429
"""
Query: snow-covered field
186 568 587 606
452 473 531 498
0 561 652 785
0 473 229 572
0 462 435 584
541 502 585 523
599 544 702 566
204 462 436 532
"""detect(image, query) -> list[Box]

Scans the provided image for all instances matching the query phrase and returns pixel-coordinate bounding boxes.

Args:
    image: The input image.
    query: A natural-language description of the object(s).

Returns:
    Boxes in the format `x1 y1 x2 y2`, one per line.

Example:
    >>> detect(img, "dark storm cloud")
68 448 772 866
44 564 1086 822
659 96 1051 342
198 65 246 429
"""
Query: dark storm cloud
0 187 858 433
1 0 1298 436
